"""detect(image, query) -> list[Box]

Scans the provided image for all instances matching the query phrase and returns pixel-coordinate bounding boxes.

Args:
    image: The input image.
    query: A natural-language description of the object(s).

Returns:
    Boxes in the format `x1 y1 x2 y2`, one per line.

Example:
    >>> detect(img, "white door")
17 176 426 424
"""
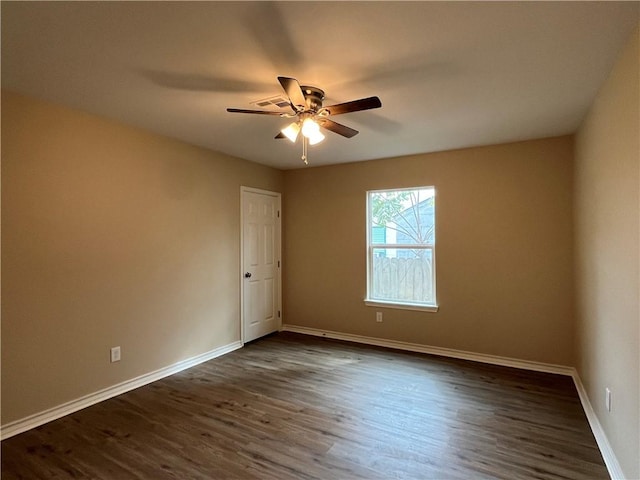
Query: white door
241 187 281 343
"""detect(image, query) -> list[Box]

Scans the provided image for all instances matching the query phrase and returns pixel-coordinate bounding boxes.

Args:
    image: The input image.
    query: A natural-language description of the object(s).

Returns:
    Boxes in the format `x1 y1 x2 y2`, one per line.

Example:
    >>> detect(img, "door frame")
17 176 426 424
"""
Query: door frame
240 186 282 345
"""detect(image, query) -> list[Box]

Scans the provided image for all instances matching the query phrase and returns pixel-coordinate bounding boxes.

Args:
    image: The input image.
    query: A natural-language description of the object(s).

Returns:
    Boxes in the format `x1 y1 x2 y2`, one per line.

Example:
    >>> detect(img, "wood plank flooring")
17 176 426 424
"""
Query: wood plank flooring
2 332 609 479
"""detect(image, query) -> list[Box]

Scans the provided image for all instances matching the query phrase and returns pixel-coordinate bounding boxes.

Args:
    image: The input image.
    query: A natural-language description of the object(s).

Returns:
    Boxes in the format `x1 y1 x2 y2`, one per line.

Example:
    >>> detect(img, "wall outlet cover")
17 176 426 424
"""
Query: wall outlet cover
110 346 121 363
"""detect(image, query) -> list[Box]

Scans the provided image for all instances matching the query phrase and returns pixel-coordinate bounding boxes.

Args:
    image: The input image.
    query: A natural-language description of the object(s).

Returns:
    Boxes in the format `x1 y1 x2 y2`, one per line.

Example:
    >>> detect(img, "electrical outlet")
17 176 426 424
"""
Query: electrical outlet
110 346 121 363
605 387 611 412
376 312 383 323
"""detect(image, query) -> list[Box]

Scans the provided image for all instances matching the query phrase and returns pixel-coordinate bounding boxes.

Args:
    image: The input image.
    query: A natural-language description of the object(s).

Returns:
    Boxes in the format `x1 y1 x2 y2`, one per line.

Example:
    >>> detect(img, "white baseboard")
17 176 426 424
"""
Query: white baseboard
571 372 626 479
1 340 243 441
281 324 573 375
281 324 625 479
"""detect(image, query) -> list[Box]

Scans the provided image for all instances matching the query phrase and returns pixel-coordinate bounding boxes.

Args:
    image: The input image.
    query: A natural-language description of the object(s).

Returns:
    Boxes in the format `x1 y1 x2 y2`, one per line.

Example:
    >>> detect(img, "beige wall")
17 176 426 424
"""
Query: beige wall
574 27 639 480
283 136 575 365
1 91 283 424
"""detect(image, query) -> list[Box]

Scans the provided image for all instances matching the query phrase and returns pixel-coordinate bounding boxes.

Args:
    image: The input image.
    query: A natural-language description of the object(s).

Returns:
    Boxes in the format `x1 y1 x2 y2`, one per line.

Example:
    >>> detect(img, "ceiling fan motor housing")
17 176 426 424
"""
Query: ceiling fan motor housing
301 86 325 112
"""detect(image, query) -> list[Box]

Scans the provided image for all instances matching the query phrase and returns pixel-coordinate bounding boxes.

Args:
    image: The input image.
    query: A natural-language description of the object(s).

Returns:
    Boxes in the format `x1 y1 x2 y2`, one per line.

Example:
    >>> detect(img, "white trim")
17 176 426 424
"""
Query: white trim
364 299 439 313
0 341 242 441
571 371 626 480
281 324 571 375
281 324 626 479
240 186 281 197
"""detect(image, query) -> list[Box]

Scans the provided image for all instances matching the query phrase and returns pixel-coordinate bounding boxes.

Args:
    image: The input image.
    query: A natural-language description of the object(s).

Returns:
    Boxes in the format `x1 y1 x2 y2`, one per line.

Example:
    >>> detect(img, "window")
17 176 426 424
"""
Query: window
366 187 437 312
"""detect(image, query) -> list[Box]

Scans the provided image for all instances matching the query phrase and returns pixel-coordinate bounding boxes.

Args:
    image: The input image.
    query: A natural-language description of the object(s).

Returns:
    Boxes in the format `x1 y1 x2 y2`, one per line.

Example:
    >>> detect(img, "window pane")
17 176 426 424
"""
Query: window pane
371 248 434 304
370 188 435 245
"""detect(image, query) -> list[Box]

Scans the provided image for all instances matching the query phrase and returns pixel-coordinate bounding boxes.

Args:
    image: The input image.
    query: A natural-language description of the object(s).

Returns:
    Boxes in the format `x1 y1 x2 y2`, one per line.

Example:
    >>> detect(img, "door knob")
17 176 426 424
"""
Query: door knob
244 272 252 278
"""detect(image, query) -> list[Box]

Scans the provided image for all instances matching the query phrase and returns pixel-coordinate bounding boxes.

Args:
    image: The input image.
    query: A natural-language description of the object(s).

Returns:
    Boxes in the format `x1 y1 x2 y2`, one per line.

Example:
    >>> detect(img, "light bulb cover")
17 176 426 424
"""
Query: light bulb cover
281 122 300 142
308 131 325 145
301 118 320 137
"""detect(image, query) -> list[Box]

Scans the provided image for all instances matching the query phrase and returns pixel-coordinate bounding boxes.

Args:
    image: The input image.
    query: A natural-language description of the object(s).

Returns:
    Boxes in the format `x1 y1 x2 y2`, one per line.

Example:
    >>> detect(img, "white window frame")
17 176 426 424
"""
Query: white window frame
365 187 438 312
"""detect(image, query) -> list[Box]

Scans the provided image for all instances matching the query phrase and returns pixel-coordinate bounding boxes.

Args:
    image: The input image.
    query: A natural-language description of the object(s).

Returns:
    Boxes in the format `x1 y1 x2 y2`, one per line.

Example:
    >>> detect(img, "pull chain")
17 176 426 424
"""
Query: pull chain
301 136 308 165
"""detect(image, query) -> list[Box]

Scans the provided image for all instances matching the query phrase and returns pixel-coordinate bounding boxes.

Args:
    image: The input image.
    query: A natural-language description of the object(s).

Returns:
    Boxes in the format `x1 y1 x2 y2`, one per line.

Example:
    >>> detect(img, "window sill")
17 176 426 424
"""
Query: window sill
364 299 439 313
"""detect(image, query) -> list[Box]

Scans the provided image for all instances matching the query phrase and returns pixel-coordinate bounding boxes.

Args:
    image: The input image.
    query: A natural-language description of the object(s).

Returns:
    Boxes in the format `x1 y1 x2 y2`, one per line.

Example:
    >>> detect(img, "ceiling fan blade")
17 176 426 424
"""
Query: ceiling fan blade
323 96 382 116
275 132 286 139
227 108 285 116
318 118 359 138
278 76 307 111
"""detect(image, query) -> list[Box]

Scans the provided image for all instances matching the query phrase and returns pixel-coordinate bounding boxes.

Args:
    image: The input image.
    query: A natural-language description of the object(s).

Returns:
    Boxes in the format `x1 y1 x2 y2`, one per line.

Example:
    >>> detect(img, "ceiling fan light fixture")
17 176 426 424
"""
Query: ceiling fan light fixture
228 76 381 165
281 122 300 142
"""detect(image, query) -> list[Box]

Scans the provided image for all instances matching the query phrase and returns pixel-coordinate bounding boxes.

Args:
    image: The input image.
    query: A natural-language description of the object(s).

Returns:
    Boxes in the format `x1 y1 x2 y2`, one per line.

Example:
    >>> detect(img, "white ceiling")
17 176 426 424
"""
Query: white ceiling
2 2 638 170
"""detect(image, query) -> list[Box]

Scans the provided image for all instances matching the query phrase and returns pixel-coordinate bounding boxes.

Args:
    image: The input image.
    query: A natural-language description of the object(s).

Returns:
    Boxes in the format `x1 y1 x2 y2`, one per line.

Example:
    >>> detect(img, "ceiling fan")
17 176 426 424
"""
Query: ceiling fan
227 76 382 164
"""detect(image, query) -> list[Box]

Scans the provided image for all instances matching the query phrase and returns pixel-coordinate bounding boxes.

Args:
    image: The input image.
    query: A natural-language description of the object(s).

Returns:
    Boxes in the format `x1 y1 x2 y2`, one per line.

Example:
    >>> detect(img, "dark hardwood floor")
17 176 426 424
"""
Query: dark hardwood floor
2 332 608 479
